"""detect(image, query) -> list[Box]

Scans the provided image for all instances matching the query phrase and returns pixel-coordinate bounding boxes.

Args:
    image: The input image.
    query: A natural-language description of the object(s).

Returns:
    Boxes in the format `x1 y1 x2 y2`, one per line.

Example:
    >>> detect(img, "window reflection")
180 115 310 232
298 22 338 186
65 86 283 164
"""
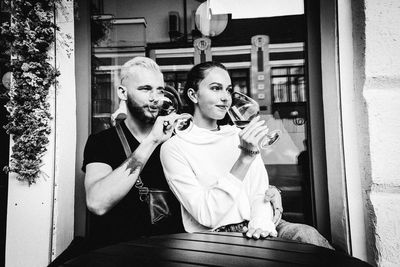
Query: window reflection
89 0 312 225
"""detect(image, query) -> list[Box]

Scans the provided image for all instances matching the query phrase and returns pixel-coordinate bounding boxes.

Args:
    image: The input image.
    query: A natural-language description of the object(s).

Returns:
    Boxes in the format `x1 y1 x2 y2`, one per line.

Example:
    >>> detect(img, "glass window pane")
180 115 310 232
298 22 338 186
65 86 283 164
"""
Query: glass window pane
272 67 288 76
164 72 175 81
89 0 313 225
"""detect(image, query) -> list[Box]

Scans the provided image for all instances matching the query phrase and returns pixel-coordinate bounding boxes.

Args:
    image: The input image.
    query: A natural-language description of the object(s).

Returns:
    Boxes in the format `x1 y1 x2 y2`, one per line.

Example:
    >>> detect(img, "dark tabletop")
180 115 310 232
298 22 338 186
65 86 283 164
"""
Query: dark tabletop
62 232 371 267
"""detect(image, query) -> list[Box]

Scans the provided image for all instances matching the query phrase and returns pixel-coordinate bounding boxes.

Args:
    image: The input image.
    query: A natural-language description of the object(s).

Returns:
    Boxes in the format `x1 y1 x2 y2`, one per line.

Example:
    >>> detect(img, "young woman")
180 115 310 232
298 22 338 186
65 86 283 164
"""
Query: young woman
160 61 277 239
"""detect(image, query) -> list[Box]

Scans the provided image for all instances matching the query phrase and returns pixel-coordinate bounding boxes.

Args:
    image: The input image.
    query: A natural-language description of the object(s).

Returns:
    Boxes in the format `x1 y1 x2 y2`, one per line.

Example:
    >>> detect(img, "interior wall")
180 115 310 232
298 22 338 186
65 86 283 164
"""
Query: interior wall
102 0 200 43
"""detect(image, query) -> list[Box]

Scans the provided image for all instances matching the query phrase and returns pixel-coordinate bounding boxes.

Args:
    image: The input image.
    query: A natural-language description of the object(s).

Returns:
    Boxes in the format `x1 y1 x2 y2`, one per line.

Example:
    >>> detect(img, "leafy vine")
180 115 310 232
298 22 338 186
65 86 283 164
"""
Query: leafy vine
1 0 61 184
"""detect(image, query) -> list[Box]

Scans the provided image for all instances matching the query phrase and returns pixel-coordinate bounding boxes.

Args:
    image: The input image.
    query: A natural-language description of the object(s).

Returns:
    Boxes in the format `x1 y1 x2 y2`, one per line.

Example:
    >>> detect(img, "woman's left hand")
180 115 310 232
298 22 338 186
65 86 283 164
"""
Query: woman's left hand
265 185 283 226
242 226 278 240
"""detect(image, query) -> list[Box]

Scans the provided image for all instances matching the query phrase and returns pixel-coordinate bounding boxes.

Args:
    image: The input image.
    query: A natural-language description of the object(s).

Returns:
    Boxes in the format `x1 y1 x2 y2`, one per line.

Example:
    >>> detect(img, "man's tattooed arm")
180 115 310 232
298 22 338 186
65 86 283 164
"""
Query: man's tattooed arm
123 153 144 176
85 137 159 215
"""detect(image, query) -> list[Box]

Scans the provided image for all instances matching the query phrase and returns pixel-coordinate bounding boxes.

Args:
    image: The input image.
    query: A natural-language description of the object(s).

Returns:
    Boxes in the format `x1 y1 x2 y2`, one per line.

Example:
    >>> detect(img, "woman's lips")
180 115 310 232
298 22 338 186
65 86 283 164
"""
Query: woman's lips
216 105 228 110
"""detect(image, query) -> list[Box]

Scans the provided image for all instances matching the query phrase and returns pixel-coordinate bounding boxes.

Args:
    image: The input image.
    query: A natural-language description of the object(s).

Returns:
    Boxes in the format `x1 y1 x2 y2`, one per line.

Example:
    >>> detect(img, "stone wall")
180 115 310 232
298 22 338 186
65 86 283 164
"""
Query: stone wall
355 0 400 266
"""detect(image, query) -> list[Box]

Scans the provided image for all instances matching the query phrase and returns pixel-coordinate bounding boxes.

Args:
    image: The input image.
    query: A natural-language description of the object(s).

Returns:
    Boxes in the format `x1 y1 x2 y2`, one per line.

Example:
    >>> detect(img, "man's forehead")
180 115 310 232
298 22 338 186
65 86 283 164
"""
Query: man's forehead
126 66 164 83
127 65 161 75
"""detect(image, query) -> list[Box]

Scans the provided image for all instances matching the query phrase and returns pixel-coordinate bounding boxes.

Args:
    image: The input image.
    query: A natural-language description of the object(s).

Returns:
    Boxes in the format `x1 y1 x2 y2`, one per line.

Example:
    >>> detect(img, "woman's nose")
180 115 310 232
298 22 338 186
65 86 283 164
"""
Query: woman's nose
220 91 230 101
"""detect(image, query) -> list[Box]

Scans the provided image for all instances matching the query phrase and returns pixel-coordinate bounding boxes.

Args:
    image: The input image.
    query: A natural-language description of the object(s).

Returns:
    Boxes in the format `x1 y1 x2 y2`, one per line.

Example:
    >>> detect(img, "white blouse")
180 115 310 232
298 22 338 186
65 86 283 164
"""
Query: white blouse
160 124 275 234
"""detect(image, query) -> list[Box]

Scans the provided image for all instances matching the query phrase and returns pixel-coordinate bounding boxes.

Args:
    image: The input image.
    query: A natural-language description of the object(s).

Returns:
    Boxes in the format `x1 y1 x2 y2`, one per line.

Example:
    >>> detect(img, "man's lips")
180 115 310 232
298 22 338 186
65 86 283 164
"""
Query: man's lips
147 105 159 112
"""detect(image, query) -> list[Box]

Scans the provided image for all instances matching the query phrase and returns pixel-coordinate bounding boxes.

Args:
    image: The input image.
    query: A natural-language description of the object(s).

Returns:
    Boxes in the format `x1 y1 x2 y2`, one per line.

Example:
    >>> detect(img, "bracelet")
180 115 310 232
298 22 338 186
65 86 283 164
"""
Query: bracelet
238 145 260 155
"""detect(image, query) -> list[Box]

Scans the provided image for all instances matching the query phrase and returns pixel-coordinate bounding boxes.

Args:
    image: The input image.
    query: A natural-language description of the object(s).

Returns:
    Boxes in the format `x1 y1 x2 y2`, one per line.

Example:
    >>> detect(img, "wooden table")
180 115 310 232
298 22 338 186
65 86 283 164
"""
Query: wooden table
62 232 371 267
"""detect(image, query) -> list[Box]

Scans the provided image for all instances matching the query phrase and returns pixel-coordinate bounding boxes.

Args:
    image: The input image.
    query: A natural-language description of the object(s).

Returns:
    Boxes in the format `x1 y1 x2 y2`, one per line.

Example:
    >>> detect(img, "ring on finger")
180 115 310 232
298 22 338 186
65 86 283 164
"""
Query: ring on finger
163 120 170 127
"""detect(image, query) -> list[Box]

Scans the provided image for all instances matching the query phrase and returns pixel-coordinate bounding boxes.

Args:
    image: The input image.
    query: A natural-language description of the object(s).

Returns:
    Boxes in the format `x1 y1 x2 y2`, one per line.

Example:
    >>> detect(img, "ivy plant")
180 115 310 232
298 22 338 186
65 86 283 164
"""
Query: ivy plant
1 0 60 184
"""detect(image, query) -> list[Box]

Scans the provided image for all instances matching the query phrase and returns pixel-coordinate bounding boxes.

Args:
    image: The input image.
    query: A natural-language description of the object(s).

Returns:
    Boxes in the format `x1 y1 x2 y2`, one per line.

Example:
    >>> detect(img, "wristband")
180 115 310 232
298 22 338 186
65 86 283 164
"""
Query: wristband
238 145 260 155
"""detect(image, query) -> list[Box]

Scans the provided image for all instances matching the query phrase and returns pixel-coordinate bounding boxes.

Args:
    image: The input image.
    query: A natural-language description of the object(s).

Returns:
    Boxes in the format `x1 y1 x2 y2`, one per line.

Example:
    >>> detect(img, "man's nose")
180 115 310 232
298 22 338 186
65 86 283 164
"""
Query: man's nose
149 90 160 101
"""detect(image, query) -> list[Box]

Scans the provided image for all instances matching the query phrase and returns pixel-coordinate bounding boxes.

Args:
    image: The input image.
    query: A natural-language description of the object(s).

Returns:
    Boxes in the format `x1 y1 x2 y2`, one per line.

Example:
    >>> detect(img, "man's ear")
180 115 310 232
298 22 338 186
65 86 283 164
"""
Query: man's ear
117 85 128 101
187 88 198 104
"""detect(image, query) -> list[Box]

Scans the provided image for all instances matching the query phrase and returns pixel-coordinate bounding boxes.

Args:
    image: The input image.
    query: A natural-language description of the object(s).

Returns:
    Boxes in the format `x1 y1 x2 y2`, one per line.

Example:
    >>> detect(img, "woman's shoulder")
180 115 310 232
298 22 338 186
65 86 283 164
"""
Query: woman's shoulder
160 133 183 154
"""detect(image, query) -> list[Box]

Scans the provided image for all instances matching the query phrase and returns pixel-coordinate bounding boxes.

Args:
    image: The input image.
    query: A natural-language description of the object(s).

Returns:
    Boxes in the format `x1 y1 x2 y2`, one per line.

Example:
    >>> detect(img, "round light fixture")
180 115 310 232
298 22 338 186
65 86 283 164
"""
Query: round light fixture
195 2 228 37
2 71 11 90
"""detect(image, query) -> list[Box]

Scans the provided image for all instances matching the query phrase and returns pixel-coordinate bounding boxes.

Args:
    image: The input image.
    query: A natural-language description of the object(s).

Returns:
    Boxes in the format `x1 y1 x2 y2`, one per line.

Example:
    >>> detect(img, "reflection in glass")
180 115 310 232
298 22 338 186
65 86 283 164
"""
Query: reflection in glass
88 0 311 224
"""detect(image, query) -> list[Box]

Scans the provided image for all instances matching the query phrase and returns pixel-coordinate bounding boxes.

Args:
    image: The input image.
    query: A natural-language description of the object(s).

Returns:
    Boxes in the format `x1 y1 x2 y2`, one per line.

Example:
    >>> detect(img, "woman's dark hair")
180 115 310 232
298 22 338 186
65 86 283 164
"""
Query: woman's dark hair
183 61 227 114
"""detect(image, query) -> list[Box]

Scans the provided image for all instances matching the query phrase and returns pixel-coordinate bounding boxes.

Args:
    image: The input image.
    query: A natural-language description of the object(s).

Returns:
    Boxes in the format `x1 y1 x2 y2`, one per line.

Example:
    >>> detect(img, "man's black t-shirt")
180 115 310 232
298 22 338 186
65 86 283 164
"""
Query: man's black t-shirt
82 121 183 248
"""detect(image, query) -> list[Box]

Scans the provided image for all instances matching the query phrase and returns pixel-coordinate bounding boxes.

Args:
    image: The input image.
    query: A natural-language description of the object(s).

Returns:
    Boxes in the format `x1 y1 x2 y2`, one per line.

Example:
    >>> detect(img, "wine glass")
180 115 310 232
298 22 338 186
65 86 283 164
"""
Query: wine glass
158 90 193 133
227 92 281 149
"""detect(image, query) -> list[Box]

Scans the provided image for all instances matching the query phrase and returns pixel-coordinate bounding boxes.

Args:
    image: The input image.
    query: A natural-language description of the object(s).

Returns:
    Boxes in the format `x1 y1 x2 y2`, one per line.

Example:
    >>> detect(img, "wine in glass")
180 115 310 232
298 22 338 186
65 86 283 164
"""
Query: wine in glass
227 92 281 148
158 90 193 133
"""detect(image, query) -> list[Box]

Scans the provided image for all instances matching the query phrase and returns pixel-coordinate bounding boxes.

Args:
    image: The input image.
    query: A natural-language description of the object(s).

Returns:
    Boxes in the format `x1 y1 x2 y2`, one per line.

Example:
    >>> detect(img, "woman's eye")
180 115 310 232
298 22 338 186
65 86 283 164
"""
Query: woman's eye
211 85 222 91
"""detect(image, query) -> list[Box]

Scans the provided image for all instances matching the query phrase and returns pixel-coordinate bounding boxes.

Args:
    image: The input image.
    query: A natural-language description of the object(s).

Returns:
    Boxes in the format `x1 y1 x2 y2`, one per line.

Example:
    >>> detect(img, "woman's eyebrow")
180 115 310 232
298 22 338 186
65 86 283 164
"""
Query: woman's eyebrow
209 82 222 86
209 82 232 89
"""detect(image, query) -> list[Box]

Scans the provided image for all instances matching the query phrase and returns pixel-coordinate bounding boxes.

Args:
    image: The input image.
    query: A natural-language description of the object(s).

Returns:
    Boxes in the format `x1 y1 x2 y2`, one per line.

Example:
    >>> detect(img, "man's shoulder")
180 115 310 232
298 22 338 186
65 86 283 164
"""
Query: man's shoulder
84 126 119 157
89 126 117 142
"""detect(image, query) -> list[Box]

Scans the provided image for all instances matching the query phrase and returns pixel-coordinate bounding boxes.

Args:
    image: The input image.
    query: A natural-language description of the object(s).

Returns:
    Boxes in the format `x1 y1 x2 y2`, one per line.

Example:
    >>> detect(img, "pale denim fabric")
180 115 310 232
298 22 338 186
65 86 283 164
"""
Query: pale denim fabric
276 219 334 250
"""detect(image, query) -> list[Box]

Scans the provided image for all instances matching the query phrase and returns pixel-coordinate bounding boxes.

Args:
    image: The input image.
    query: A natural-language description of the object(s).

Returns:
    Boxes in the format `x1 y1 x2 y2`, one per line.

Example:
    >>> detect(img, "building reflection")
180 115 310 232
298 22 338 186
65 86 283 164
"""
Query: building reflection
89 0 311 224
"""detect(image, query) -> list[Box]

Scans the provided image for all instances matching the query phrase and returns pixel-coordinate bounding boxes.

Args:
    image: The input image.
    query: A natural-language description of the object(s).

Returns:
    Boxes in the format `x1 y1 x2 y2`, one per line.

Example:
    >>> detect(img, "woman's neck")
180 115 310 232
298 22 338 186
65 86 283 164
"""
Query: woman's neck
192 112 218 130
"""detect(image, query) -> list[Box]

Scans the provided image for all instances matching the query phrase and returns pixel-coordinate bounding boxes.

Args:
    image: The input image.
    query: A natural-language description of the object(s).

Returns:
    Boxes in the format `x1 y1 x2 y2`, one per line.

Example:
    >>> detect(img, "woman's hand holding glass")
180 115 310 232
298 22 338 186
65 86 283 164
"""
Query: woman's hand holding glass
237 116 269 156
227 92 280 149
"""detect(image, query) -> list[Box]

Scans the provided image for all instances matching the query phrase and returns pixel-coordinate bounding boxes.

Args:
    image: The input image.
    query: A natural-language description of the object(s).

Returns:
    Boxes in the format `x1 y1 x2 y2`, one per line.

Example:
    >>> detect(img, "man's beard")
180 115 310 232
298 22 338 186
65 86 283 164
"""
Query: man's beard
126 96 157 124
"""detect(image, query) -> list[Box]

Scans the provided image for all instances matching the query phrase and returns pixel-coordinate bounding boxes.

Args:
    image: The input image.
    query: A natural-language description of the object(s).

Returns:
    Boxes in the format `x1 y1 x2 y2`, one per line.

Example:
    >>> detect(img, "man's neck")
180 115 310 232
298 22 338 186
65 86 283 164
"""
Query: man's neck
124 114 153 142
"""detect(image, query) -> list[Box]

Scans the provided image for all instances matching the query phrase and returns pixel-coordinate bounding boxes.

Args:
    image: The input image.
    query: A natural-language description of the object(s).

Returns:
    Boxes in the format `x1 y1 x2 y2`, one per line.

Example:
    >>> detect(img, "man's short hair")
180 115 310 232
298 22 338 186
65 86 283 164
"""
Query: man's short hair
120 56 162 85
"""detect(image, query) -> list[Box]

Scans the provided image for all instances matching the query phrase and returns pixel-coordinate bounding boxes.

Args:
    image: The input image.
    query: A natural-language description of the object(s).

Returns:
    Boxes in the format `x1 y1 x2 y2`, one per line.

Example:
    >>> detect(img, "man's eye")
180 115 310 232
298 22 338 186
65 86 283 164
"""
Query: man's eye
227 88 233 95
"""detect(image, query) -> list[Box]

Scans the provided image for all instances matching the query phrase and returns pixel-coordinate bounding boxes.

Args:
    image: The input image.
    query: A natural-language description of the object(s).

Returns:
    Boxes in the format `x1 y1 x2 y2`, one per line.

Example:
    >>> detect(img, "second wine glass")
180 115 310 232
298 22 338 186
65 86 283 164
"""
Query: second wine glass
227 92 280 149
158 90 193 133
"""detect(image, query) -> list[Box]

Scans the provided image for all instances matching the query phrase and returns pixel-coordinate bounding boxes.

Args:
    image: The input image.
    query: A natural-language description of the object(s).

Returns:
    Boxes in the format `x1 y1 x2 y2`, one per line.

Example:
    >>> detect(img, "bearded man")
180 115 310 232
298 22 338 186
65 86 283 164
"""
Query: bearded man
82 57 183 248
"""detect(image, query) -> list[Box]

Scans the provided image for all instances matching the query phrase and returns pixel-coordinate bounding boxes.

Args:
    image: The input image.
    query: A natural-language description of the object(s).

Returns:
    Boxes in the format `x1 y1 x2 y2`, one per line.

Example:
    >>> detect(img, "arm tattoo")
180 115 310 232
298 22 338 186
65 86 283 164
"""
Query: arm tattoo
123 154 143 176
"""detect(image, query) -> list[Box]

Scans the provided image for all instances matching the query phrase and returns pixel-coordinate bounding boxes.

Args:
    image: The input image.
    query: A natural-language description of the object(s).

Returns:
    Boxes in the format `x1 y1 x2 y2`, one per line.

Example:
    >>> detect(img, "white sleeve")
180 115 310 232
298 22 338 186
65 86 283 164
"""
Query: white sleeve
247 156 276 233
160 141 243 228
